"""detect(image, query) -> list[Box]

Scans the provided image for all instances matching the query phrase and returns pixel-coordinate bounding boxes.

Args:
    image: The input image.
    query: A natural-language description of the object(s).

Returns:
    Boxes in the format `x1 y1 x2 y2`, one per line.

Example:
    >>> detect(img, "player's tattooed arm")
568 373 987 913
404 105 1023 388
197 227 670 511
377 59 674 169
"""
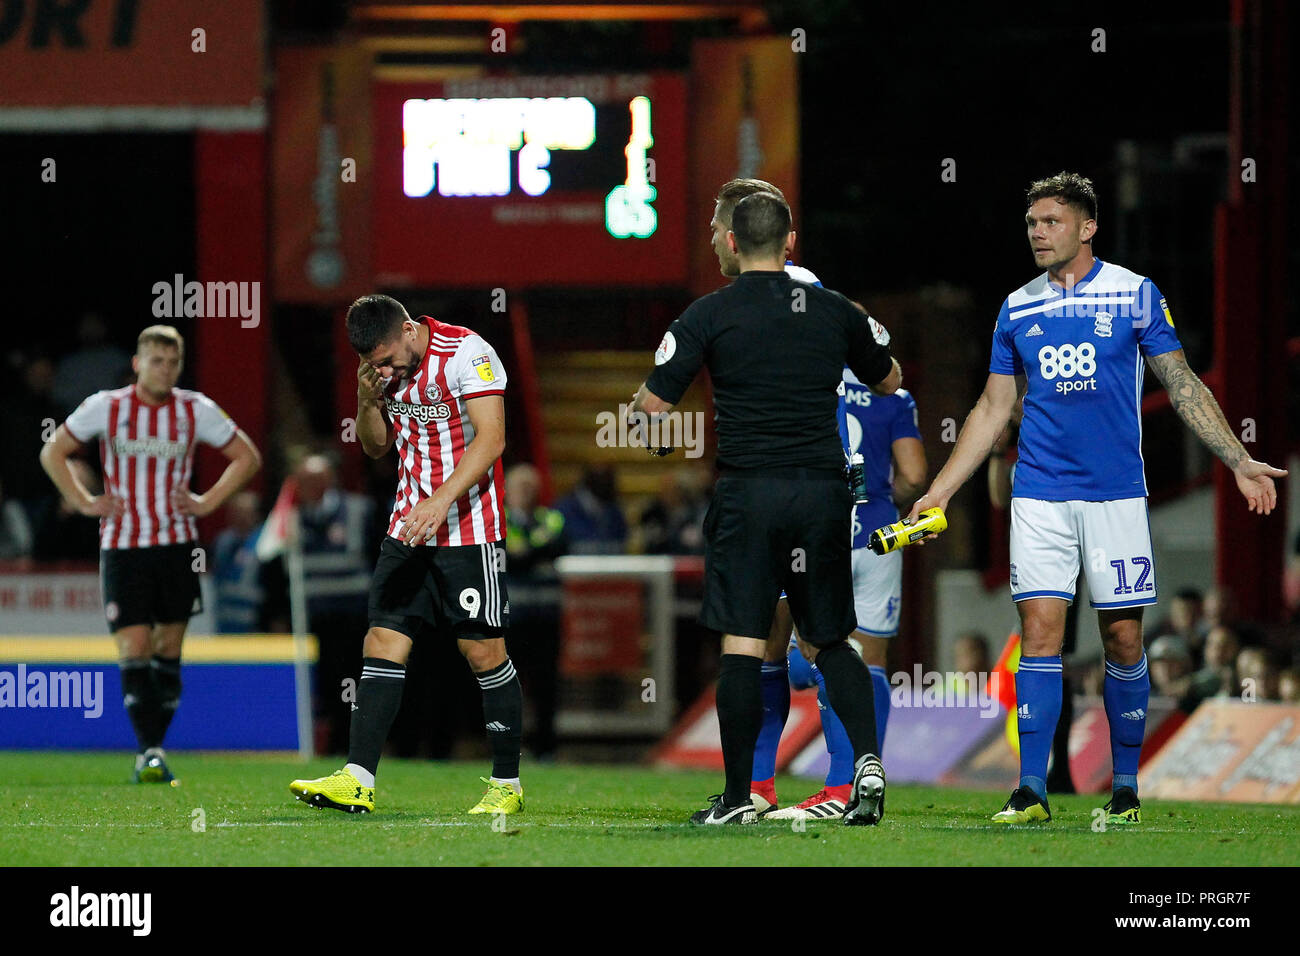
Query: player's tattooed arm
1147 349 1288 514
1146 350 1246 468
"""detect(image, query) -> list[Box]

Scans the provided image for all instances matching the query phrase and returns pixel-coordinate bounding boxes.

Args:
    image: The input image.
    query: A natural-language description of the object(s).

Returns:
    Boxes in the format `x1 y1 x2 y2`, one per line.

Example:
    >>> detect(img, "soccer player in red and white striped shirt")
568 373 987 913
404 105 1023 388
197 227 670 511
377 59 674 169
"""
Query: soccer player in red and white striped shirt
40 325 261 783
290 294 522 816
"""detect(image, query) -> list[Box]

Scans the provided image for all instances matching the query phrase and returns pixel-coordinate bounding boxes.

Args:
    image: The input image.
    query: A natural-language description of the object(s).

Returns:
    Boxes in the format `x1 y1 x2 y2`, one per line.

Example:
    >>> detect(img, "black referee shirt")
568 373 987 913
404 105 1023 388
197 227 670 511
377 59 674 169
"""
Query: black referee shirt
645 270 894 471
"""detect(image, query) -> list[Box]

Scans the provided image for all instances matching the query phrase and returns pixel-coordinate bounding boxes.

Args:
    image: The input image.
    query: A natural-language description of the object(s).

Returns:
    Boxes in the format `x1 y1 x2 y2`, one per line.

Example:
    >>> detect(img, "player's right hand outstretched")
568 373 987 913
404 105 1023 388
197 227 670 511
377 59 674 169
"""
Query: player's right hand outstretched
357 358 384 405
1232 458 1288 515
79 493 125 519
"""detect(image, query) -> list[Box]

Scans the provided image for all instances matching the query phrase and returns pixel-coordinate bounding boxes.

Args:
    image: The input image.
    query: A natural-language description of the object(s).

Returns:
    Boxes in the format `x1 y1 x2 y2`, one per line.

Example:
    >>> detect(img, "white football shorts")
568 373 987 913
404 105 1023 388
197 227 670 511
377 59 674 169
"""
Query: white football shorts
1009 497 1157 610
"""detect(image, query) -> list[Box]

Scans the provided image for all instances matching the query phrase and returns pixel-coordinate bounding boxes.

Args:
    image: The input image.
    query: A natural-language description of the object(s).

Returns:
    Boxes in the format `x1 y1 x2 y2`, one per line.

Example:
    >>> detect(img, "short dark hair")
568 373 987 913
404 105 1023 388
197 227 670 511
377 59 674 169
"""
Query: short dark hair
730 192 792 257
346 294 409 354
715 178 787 224
1026 171 1098 222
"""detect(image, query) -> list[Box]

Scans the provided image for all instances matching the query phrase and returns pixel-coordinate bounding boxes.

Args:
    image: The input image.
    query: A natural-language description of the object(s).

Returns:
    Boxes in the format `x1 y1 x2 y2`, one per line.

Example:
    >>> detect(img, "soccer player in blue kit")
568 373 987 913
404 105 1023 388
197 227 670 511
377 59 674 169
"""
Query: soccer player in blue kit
909 172 1287 825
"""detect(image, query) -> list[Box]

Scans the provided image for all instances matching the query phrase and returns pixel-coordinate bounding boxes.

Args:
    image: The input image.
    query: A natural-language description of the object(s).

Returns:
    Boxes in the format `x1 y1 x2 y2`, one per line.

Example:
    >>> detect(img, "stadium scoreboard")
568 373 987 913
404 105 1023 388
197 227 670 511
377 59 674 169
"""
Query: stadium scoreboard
372 73 688 287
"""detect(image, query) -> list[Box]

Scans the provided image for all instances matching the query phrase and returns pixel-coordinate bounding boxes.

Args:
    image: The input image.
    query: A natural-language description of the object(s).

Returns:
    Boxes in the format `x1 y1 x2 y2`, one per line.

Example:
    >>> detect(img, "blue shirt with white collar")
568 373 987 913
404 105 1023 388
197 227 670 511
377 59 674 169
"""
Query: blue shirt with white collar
990 259 1182 501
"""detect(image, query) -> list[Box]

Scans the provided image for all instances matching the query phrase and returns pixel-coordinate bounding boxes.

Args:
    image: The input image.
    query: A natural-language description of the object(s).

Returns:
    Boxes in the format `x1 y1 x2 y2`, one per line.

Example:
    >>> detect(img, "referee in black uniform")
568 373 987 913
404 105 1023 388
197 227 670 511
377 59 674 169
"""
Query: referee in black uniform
632 191 901 825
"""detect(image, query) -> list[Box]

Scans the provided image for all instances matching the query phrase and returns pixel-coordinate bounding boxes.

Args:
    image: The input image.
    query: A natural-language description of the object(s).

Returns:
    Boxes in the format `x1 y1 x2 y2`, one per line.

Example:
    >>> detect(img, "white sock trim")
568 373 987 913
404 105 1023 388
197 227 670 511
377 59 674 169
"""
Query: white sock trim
345 763 375 788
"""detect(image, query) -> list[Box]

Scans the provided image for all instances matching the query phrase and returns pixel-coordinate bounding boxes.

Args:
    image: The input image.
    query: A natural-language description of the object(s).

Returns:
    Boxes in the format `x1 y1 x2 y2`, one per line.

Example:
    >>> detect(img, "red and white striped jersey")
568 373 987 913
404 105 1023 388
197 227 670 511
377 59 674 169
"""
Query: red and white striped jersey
63 385 238 550
382 317 507 547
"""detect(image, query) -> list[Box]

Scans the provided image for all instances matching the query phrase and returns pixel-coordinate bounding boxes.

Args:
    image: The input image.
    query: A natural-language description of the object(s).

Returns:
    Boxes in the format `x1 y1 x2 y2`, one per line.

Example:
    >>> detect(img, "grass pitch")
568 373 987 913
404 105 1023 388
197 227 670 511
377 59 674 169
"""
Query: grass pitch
0 751 1295 866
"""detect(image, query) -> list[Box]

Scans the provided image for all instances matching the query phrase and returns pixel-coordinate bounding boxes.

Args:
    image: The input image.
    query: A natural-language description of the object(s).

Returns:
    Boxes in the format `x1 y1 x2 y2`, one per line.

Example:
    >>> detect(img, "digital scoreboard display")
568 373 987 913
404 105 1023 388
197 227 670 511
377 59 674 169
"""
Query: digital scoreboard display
372 73 688 287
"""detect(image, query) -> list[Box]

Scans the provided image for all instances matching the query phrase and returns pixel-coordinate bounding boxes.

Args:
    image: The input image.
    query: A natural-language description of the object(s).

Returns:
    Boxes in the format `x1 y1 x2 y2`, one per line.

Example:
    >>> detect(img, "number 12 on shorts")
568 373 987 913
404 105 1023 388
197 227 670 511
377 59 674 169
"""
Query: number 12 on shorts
1110 556 1153 595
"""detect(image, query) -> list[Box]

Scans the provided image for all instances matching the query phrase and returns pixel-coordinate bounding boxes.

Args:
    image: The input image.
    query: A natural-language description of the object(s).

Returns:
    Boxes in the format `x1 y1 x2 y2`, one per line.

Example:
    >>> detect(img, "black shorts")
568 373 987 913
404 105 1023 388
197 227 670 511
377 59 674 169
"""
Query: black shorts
700 471 856 646
368 536 509 640
101 543 203 632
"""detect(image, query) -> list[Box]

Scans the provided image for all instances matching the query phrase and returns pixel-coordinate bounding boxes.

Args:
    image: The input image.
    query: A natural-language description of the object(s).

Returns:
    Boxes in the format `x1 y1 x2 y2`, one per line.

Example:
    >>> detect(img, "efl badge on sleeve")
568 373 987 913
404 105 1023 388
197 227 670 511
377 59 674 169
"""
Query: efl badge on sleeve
1160 297 1175 327
1093 311 1113 337
654 331 676 366
867 316 891 346
472 355 496 383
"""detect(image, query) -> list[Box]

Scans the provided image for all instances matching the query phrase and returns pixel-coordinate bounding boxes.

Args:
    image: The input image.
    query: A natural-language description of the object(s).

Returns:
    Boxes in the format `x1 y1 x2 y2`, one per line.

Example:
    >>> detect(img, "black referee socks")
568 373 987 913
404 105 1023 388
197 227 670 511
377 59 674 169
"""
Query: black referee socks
476 658 523 780
347 657 406 776
814 640 879 760
716 654 764 807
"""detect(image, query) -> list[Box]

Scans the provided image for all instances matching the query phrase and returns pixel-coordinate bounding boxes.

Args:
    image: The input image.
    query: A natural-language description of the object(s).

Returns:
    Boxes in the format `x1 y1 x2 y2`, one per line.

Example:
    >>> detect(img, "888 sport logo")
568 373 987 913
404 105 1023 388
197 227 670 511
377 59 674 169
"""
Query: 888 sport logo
1038 343 1097 394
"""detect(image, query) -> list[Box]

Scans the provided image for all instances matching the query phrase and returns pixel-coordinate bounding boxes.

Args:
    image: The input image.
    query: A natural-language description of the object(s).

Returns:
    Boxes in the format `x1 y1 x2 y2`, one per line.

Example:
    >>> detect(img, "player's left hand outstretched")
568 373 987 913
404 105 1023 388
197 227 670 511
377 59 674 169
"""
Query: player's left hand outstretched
170 486 212 517
401 496 449 544
1232 458 1288 515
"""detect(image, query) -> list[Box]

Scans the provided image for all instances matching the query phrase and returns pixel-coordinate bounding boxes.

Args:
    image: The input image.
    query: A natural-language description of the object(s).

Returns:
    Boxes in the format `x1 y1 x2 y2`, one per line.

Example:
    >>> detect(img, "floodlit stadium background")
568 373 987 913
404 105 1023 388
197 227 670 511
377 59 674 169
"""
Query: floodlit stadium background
1 0 1298 806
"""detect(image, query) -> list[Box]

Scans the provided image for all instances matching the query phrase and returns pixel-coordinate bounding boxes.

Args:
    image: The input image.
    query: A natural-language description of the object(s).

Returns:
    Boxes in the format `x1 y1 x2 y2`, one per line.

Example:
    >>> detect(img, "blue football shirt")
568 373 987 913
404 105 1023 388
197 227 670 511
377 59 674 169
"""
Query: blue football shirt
989 259 1182 501
841 377 922 547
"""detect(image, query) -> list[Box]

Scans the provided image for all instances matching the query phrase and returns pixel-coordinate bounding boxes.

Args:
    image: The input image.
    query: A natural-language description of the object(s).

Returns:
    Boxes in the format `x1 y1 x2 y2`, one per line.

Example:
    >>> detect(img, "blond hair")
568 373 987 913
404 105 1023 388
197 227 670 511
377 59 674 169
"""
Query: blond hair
137 325 184 355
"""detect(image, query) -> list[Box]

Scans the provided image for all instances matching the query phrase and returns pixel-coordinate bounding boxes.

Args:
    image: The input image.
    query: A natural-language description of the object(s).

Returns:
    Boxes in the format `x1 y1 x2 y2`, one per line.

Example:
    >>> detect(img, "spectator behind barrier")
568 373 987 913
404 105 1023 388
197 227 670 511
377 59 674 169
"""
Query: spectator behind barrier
1147 634 1193 706
1178 624 1241 712
212 490 265 633
1279 667 1300 704
1 354 64 549
553 465 627 555
504 463 567 572
0 478 35 563
503 462 568 759
1151 588 1207 657
52 313 131 417
637 465 709 555
263 451 377 755
1235 646 1280 702
33 457 101 561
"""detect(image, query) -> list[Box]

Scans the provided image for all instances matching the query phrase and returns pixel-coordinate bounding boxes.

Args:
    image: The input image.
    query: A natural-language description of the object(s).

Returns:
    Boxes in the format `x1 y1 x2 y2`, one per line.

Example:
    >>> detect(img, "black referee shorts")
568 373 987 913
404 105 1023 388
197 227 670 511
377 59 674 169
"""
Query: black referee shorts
700 470 856 646
368 536 509 640
100 543 203 632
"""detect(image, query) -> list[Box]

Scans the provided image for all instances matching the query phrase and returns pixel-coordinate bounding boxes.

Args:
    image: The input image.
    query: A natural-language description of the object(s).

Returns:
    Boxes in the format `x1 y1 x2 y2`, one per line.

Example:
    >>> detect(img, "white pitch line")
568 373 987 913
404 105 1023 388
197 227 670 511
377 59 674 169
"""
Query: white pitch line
5 816 1289 832
0 820 682 830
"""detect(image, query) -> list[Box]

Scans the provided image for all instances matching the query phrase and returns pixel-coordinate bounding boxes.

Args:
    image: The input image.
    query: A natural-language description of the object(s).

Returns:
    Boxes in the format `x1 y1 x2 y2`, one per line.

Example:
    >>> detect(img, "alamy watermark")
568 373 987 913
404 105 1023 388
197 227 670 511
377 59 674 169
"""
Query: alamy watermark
596 404 704 459
152 274 260 328
0 665 103 718
890 665 999 719
50 886 151 936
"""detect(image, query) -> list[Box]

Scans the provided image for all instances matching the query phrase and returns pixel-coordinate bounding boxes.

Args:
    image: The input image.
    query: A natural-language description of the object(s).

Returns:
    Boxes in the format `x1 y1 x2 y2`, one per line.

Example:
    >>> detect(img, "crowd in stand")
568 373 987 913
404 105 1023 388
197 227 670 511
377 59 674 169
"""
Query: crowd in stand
1082 586 1300 710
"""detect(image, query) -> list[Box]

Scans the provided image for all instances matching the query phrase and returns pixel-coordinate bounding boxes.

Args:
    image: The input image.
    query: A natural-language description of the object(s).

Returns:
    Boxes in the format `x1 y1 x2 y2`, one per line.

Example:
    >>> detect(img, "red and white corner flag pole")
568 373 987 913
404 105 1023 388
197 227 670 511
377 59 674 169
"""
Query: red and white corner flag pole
255 477 313 760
